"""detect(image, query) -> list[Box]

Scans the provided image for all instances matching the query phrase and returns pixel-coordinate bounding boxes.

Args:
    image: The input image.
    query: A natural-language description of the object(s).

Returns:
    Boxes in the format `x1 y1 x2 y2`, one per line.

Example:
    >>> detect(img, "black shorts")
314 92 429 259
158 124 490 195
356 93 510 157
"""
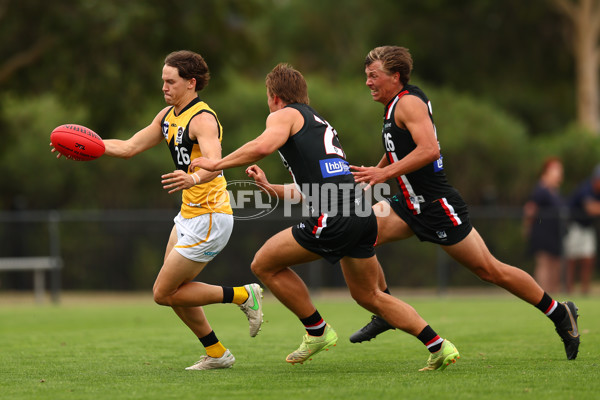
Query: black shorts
292 212 377 264
388 192 472 245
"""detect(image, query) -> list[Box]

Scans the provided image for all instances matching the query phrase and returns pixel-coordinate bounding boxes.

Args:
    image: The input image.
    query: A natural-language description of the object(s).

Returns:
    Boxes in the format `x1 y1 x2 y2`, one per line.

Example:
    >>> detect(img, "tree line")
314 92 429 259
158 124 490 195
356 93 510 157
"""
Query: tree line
1 0 599 212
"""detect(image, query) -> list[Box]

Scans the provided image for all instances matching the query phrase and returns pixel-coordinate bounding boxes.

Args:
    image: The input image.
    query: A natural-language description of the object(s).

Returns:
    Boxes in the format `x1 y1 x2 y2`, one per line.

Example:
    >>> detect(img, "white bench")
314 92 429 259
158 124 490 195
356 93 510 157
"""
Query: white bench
0 257 62 303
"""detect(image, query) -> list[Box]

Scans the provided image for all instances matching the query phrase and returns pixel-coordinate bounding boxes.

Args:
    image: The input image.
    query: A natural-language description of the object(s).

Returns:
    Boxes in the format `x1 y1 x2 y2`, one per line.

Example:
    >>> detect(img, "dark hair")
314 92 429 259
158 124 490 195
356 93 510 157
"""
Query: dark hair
364 46 413 85
164 50 210 91
265 63 309 105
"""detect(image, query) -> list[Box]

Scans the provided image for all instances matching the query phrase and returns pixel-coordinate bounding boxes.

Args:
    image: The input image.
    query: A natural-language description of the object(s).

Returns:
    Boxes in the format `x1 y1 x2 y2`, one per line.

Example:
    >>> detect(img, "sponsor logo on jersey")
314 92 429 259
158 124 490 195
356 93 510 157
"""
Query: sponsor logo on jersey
319 158 350 178
162 121 169 139
176 126 184 145
409 195 425 204
434 155 444 172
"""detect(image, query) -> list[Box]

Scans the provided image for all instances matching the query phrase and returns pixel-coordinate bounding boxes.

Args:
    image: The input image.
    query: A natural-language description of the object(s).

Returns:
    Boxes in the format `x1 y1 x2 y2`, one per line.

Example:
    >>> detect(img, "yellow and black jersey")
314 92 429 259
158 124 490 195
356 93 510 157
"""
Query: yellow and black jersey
161 97 232 218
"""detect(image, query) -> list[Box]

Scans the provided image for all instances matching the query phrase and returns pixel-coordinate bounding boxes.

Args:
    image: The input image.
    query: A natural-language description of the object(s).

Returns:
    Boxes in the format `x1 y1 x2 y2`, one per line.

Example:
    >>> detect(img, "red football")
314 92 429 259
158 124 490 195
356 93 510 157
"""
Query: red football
50 124 105 161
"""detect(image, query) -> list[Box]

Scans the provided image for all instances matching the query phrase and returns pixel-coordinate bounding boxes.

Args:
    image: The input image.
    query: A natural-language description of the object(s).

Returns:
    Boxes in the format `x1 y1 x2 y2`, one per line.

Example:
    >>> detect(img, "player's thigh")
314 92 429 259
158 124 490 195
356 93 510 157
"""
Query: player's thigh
252 227 320 274
373 200 414 245
442 228 496 271
164 225 178 261
340 255 380 299
154 248 208 294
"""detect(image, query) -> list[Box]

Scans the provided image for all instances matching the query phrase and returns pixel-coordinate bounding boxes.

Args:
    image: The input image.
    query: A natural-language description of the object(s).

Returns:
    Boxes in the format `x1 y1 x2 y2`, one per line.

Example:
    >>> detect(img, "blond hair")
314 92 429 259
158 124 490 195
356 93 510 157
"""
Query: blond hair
365 46 413 85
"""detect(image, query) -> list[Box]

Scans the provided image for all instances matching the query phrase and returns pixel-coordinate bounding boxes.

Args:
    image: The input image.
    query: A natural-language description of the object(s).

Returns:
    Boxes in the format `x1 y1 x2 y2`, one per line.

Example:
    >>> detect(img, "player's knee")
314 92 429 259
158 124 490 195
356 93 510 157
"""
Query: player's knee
475 268 494 283
152 287 171 306
472 262 502 284
250 257 264 278
351 290 378 311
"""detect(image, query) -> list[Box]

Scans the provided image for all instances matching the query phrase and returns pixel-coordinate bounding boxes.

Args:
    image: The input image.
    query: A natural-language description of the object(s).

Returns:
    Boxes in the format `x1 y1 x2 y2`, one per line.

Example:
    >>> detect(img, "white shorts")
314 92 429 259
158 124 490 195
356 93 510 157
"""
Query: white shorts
564 222 596 258
173 212 234 263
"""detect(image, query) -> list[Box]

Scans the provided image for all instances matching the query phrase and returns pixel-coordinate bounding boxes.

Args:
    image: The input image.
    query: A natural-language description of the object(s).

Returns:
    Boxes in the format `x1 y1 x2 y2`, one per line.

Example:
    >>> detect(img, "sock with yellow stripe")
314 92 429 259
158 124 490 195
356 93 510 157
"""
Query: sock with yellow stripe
232 286 249 305
199 331 227 358
221 286 249 305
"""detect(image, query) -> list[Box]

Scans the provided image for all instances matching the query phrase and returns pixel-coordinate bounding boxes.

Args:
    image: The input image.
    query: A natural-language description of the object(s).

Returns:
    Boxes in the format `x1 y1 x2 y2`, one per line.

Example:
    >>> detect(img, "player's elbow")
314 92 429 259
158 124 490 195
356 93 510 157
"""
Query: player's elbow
253 140 278 158
255 145 275 159
117 153 135 160
426 146 440 163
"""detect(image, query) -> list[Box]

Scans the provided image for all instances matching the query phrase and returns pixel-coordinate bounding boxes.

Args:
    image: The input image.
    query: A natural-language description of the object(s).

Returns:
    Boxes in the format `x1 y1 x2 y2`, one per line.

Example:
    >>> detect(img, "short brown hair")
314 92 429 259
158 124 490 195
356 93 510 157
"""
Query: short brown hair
265 63 309 105
164 50 210 91
365 46 413 85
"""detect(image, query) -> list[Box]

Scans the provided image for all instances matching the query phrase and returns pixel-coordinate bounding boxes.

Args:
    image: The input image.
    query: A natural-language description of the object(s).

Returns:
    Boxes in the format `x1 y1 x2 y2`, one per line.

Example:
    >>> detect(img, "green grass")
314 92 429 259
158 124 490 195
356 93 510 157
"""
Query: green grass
1 292 598 400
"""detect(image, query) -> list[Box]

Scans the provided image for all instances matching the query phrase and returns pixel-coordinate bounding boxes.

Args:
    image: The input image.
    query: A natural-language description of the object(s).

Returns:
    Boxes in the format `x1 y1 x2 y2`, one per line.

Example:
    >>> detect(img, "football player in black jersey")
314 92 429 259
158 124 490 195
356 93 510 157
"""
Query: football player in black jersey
350 45 579 360
190 63 461 370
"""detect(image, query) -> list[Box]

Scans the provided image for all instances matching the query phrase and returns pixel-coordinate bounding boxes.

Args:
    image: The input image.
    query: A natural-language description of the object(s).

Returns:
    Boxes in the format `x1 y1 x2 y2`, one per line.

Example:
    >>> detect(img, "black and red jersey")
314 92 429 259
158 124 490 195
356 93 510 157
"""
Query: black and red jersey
382 84 459 215
278 103 359 216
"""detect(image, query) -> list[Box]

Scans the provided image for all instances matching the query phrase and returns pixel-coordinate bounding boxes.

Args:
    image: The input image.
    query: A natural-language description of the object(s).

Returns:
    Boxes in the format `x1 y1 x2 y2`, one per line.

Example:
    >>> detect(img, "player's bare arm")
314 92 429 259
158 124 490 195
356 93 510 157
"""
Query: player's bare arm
375 154 390 168
189 108 296 172
352 96 439 186
388 95 440 174
161 113 223 194
188 112 224 182
103 107 169 159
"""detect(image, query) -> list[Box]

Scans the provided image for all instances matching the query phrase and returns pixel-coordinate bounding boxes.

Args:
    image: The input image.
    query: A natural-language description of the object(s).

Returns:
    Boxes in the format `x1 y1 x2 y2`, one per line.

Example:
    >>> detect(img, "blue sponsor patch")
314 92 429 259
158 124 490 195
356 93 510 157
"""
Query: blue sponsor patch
203 251 220 256
433 155 444 172
319 158 351 178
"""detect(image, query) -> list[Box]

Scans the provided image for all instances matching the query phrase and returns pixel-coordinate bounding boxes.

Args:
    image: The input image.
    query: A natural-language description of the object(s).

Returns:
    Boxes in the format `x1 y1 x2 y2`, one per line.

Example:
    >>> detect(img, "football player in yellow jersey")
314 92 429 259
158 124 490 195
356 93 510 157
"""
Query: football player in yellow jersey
56 51 263 371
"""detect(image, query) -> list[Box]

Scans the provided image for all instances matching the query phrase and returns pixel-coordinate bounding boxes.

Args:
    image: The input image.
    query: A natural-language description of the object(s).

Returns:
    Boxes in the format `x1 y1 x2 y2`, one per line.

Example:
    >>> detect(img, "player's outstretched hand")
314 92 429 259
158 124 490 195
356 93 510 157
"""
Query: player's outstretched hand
50 142 63 159
246 164 277 195
246 165 269 186
161 170 195 194
350 165 389 189
49 142 74 160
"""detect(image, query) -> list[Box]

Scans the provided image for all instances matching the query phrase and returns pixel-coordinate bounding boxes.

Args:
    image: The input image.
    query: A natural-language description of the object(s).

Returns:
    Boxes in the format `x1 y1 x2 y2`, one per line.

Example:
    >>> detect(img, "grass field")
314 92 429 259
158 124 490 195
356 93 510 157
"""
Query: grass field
1 290 598 400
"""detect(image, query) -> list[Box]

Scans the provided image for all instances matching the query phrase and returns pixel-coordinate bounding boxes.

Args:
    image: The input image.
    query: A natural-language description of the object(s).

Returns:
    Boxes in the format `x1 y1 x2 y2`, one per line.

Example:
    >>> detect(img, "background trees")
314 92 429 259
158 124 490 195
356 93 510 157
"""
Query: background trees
1 0 599 210
552 0 600 133
2 0 600 290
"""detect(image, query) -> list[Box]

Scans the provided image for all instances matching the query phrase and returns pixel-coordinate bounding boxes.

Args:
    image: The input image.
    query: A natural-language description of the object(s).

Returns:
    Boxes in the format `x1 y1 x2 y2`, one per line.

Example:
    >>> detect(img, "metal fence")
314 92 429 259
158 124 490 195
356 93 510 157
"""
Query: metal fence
0 206 589 301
